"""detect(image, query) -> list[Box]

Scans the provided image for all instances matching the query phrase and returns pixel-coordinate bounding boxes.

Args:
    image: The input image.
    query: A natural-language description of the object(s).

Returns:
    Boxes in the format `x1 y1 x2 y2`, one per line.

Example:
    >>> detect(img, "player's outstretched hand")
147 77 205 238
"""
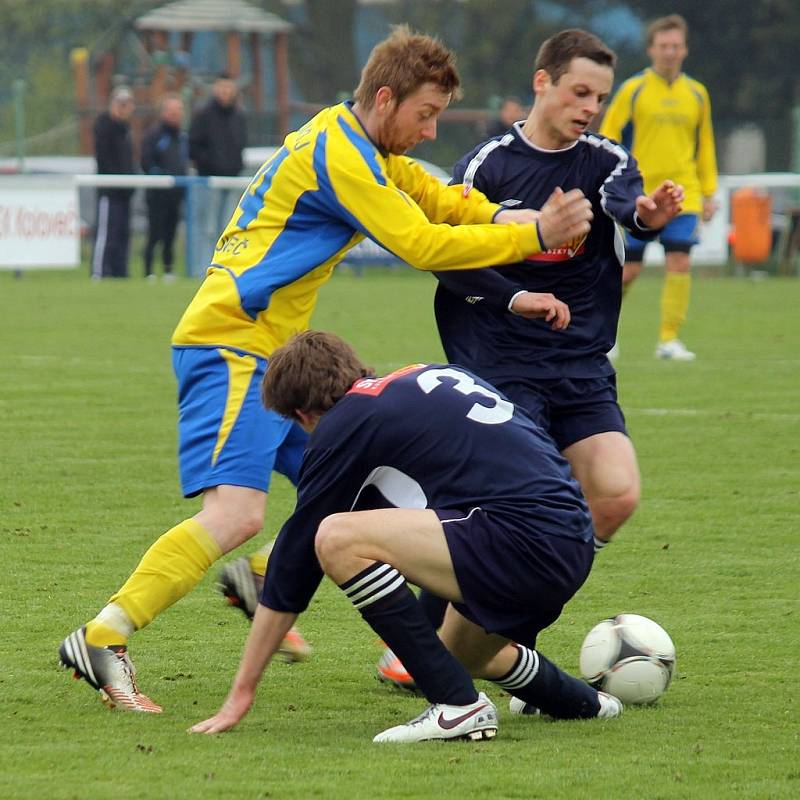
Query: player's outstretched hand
537 187 593 250
510 292 571 329
636 180 684 229
188 688 254 735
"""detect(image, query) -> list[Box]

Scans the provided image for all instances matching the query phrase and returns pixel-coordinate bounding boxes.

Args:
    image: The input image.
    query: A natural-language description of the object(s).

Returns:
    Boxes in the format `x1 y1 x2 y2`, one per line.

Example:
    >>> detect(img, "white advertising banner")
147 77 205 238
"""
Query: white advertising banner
0 175 79 268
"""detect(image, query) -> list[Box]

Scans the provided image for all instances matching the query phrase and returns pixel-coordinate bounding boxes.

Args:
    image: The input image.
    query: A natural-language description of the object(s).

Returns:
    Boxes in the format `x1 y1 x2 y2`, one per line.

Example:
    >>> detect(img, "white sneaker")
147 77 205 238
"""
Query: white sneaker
597 691 623 718
607 341 620 362
373 691 497 743
162 272 176 283
655 339 696 361
508 696 540 716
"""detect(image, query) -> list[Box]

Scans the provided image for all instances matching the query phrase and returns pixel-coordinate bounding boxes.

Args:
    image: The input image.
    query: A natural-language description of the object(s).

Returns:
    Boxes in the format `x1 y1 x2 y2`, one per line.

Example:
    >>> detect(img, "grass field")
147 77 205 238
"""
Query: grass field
1 267 798 799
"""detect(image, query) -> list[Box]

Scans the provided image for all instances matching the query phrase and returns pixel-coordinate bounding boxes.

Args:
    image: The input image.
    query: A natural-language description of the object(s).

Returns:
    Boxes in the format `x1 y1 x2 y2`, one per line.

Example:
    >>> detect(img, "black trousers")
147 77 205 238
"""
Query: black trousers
92 194 131 278
144 189 182 276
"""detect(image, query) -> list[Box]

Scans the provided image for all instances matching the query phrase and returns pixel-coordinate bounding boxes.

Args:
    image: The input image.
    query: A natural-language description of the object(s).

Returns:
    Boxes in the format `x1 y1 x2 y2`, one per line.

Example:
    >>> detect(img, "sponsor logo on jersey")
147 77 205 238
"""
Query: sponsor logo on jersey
348 364 427 396
525 232 588 262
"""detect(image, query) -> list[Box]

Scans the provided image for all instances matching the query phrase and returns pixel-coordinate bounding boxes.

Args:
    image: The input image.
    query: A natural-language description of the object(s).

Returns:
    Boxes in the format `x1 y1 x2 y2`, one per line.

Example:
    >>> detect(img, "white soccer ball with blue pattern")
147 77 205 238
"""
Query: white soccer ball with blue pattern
579 614 676 705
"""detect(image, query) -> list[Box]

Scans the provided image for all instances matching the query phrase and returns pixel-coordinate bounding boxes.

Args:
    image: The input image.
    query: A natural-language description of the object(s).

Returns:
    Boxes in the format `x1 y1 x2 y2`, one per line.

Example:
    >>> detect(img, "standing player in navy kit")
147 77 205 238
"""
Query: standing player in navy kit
377 28 685 691
189 331 622 743
436 29 684 547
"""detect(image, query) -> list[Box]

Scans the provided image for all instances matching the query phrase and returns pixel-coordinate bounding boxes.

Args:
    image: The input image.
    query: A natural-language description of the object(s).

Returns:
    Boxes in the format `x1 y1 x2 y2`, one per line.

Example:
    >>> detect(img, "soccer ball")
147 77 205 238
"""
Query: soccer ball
579 614 676 705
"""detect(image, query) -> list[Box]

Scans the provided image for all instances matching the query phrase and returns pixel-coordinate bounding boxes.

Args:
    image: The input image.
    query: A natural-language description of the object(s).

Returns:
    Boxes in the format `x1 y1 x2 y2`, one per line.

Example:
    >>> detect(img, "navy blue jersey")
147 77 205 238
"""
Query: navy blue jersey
435 126 655 379
262 364 593 613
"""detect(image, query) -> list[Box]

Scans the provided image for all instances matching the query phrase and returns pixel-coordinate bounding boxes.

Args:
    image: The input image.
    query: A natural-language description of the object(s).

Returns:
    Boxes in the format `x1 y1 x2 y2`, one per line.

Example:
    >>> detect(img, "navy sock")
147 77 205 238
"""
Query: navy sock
418 589 448 629
340 562 477 706
495 644 600 719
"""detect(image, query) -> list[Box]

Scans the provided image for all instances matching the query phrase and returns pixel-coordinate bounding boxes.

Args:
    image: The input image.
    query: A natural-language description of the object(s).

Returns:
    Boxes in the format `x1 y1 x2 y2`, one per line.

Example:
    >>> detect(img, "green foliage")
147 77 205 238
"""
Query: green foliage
1 266 799 798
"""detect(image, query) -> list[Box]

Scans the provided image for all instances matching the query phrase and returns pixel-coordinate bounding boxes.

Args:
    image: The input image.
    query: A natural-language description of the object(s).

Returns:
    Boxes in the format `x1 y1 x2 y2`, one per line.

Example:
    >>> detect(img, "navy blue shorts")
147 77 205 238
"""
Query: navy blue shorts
625 213 700 260
438 508 593 648
490 374 627 452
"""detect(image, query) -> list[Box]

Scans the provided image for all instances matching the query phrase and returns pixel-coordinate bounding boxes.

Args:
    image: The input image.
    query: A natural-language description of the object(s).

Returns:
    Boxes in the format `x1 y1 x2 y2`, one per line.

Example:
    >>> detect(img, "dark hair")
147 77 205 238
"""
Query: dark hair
354 25 462 109
534 29 616 84
216 71 233 81
262 331 373 419
646 14 688 47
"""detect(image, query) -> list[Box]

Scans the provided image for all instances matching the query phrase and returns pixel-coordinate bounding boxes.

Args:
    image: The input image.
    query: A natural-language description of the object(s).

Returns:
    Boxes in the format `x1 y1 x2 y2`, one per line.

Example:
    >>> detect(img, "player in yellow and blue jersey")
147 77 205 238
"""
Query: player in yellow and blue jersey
600 14 718 361
59 26 594 713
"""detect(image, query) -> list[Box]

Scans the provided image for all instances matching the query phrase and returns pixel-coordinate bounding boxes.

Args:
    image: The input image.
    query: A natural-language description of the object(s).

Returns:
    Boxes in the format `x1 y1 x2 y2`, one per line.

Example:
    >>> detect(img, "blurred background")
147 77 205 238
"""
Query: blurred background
2 0 799 276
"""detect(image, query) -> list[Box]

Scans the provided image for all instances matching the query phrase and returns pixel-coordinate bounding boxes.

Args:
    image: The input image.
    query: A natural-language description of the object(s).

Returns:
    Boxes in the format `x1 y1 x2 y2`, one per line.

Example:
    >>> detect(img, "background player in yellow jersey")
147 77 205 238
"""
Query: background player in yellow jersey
59 26 593 713
600 14 718 361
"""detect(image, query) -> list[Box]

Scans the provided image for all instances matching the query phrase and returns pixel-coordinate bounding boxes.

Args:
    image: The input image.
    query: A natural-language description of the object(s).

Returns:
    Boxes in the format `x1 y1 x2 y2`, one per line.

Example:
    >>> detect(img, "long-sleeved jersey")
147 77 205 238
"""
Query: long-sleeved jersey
434 126 654 379
599 68 717 214
262 364 593 614
172 102 545 360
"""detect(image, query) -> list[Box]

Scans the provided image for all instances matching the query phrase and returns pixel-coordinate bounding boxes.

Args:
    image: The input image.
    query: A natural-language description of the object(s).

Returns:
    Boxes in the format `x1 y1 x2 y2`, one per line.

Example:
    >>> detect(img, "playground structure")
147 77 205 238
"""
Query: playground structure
70 0 293 154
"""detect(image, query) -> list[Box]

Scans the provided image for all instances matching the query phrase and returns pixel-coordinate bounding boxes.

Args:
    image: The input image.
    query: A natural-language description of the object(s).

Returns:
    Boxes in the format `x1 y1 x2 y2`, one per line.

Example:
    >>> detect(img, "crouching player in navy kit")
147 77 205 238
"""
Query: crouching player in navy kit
377 28 685 691
189 331 622 743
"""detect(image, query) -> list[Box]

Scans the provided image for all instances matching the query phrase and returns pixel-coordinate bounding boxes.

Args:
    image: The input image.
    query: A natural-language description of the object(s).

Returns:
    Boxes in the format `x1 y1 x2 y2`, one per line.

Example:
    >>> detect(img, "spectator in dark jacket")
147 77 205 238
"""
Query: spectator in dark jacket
189 72 246 177
141 94 188 281
188 73 247 247
92 86 135 279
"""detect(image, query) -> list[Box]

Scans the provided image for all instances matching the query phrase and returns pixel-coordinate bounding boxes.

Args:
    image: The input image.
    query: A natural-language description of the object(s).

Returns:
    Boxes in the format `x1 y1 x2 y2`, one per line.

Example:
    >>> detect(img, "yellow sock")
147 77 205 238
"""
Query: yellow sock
86 519 222 645
248 540 274 577
659 272 691 343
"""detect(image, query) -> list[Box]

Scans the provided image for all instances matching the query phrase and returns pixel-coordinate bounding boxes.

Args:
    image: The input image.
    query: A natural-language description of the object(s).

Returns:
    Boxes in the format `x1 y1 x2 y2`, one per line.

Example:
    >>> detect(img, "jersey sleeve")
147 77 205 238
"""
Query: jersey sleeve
696 84 718 198
598 80 635 144
434 267 524 312
323 130 543 271
598 144 659 239
389 156 500 226
260 441 363 614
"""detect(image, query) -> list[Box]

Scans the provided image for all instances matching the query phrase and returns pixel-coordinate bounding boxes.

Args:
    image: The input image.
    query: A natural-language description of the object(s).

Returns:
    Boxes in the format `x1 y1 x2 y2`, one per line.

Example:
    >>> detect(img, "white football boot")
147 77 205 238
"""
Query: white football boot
373 691 497 743
59 627 162 712
510 691 622 718
655 339 696 361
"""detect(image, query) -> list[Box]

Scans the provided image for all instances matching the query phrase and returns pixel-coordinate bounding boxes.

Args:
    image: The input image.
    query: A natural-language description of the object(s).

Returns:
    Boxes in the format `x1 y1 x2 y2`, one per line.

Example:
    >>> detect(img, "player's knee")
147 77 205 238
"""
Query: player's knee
314 514 355 570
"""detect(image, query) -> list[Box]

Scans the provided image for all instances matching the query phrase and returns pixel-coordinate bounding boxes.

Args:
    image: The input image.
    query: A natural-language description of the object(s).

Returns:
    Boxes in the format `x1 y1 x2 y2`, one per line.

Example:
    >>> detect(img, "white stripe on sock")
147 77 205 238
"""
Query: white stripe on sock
343 563 393 596
346 568 401 604
353 574 406 609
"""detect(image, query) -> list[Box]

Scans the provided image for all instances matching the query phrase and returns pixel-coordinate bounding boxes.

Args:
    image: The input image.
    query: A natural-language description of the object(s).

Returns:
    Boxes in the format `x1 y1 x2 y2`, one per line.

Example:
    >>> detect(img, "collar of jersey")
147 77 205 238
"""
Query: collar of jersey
512 121 580 155
342 100 389 158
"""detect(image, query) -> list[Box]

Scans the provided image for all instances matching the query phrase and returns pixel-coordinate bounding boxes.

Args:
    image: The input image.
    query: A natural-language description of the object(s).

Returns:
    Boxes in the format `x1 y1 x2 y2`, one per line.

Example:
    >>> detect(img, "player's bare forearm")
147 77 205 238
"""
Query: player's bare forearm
494 208 541 226
188 606 298 734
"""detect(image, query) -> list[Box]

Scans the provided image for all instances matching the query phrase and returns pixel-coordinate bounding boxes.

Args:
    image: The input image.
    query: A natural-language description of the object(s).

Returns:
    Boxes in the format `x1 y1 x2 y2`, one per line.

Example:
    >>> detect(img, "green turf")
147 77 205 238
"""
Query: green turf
1 267 798 799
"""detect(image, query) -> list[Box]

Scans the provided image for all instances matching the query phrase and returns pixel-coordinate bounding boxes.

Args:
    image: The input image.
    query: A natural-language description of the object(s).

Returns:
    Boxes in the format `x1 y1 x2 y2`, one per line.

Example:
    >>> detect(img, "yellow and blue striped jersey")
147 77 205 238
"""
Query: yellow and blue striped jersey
599 68 717 214
173 101 543 359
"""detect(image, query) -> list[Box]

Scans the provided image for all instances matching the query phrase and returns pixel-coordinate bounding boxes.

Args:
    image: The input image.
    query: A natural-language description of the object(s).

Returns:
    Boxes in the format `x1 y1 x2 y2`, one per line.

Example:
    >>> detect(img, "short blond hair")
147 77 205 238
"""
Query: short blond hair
354 25 462 109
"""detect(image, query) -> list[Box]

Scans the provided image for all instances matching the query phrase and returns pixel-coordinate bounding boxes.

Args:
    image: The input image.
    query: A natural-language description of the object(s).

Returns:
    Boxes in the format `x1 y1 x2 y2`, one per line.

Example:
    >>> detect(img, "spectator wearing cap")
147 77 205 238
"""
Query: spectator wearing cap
92 86 136 279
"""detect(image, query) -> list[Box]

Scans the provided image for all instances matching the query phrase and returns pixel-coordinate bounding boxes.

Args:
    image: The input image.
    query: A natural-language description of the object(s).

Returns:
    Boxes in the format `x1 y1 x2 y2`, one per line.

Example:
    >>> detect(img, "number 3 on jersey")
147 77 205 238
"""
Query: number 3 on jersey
416 367 513 425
